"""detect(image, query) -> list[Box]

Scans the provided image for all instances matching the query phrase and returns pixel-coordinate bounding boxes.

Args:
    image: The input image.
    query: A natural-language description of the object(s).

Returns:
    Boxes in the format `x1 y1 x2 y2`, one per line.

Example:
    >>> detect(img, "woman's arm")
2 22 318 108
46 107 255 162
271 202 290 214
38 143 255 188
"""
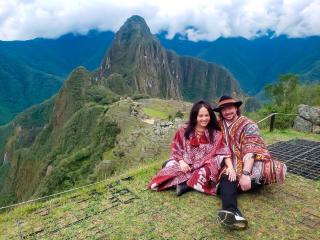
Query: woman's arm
170 127 185 162
170 126 191 173
224 157 236 182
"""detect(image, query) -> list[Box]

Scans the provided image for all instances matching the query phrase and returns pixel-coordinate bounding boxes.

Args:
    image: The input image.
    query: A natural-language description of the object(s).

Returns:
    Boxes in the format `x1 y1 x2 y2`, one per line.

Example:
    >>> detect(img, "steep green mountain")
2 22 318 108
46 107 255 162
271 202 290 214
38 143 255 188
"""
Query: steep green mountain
0 16 240 205
0 31 114 124
98 16 240 101
0 67 121 205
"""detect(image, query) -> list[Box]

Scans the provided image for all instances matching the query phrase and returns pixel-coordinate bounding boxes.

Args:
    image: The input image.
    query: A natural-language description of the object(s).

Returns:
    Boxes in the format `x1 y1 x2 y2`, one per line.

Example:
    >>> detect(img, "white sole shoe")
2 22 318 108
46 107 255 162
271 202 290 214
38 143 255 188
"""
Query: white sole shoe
217 210 248 230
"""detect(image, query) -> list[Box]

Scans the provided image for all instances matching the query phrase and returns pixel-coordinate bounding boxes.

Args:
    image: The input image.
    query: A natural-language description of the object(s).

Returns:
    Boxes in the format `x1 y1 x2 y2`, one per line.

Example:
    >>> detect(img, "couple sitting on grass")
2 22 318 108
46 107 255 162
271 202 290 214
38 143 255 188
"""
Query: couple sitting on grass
148 96 286 230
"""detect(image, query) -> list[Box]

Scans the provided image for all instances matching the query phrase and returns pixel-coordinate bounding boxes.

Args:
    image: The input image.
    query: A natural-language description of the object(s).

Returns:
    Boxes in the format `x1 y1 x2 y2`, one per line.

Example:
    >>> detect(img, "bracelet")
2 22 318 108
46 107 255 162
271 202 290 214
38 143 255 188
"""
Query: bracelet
242 170 251 176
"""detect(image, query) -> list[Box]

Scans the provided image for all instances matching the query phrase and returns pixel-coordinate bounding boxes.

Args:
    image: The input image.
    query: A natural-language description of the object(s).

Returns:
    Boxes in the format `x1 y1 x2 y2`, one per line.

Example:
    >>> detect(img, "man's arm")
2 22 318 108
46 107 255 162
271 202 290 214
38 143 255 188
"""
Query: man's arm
238 122 262 191
239 153 254 191
243 153 255 173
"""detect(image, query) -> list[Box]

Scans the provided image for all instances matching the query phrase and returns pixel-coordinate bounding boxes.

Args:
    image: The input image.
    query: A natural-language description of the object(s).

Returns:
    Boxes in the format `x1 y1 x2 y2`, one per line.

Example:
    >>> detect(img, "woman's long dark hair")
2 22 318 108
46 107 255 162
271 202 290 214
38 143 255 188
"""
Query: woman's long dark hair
184 100 220 143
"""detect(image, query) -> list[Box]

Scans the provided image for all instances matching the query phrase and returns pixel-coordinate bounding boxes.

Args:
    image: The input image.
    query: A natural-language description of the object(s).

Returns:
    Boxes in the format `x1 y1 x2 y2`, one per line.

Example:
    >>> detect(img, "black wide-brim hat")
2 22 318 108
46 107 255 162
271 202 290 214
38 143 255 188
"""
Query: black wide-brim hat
213 96 242 112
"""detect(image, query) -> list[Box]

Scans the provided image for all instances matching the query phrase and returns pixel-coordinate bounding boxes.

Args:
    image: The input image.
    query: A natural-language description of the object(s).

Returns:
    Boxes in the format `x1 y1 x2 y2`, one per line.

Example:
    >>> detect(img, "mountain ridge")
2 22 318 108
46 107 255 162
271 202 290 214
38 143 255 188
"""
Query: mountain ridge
159 34 320 94
1 25 320 124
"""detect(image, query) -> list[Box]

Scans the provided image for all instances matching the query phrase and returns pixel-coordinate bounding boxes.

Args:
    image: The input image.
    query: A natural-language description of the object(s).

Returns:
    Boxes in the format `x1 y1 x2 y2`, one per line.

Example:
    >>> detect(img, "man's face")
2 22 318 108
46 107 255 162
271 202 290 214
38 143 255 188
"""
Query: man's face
221 105 238 122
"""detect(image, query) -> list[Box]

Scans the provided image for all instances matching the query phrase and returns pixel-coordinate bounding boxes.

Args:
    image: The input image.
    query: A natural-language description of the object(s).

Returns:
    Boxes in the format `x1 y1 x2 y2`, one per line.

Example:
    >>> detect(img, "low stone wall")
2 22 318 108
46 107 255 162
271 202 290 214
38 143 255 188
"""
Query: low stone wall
293 104 320 134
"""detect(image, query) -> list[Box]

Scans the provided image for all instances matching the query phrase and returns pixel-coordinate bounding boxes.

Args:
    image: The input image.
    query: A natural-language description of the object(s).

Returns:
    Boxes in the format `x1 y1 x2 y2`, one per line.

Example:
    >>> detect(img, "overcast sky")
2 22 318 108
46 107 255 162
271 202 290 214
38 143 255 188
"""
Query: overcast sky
0 0 319 41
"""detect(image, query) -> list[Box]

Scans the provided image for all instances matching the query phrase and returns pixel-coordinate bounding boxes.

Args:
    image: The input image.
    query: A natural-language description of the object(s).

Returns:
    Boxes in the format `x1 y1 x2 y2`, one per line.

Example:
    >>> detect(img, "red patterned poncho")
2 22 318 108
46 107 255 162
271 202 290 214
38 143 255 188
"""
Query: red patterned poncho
148 125 231 195
219 116 286 184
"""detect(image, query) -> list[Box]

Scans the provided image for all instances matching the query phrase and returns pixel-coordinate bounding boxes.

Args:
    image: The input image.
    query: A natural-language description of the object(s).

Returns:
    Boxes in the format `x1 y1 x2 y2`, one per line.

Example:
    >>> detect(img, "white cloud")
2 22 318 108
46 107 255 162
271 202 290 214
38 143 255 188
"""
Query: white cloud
0 0 319 41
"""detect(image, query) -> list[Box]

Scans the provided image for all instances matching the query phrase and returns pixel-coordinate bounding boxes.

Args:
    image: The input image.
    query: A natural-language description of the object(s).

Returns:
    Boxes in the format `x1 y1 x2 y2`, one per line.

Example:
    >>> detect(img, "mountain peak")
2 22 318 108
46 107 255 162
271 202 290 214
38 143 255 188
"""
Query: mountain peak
126 15 147 25
117 15 152 40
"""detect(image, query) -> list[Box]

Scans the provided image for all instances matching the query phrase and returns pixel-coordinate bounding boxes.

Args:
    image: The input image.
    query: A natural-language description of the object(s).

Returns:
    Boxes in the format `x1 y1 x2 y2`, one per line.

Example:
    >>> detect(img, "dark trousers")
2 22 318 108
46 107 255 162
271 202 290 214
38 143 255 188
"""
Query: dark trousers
218 174 263 211
219 174 238 211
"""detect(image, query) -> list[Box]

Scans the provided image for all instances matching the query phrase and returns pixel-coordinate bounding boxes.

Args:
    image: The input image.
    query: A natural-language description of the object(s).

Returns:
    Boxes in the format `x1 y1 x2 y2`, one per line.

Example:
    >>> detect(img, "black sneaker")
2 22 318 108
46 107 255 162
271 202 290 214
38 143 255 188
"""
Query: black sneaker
217 210 236 227
233 209 248 229
217 209 248 230
176 182 191 196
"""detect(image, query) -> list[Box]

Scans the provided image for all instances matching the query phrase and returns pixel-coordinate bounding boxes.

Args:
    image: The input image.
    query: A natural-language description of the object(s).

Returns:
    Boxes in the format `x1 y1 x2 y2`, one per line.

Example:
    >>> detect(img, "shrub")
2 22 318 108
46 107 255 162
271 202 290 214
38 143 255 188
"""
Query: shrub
132 93 150 100
174 110 184 119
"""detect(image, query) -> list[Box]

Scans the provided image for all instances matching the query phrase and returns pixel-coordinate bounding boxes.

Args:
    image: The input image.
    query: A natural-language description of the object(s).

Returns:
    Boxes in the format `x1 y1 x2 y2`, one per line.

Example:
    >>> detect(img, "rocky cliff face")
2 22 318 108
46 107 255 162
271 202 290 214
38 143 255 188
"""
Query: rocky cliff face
166 51 241 101
99 16 181 99
99 15 241 101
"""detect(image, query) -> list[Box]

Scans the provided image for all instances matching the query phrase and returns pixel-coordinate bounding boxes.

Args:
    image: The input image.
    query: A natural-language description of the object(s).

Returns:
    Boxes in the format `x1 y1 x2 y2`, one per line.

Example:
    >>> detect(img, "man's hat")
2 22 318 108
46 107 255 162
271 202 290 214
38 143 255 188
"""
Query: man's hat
213 96 242 112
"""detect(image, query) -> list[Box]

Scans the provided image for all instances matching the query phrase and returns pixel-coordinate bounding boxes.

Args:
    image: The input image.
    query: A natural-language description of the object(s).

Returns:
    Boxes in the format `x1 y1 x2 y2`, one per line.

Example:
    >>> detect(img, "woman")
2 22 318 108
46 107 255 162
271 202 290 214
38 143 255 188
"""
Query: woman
148 100 235 196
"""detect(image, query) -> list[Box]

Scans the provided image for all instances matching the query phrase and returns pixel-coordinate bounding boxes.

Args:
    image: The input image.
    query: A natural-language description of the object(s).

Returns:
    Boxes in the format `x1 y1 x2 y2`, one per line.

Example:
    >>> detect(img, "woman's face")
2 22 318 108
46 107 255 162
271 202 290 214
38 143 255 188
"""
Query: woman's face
196 107 211 128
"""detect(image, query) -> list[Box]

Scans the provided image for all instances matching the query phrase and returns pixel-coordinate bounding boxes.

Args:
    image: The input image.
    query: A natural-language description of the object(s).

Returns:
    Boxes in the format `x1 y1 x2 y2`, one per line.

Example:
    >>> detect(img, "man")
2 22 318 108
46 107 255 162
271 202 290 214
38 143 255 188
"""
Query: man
213 96 286 230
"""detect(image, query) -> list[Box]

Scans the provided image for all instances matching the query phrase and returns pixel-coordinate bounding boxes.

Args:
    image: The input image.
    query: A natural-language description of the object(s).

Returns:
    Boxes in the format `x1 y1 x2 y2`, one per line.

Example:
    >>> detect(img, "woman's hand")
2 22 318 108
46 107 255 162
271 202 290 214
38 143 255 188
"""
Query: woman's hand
225 167 236 182
179 160 191 173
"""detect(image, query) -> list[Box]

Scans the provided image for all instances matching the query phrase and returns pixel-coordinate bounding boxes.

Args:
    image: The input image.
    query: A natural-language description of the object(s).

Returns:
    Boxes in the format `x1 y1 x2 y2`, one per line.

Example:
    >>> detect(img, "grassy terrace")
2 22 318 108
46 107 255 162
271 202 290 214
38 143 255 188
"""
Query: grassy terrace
0 131 319 239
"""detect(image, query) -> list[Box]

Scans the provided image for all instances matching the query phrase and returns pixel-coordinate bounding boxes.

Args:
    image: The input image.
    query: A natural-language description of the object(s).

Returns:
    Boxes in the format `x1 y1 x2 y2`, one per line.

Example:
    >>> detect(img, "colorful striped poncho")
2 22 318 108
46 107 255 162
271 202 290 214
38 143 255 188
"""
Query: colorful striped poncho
148 125 231 195
219 116 286 184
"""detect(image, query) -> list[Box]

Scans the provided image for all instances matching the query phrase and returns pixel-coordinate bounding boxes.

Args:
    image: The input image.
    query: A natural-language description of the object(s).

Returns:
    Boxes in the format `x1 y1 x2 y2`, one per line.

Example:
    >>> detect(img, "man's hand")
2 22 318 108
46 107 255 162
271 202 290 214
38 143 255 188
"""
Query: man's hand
239 174 251 191
179 160 191 173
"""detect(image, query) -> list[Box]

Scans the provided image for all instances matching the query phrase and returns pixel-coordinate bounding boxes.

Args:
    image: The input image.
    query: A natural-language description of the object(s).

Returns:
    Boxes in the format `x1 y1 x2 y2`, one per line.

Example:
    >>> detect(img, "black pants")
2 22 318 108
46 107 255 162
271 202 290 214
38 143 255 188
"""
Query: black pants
218 174 263 211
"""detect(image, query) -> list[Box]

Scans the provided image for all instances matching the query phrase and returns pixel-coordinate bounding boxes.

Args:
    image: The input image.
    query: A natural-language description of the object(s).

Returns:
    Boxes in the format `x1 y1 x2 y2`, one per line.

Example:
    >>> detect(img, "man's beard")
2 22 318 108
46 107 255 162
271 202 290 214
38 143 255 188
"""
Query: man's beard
224 114 238 123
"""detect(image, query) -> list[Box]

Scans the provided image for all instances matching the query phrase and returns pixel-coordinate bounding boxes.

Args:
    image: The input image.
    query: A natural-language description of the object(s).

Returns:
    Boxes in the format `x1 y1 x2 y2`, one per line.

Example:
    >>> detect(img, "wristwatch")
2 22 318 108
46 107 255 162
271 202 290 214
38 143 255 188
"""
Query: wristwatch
242 170 251 176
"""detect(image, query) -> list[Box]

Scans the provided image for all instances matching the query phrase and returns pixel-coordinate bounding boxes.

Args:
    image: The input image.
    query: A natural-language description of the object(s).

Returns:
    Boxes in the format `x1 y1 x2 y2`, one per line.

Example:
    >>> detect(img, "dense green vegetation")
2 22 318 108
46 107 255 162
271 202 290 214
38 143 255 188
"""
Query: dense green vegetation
248 74 320 128
36 111 120 196
0 68 122 205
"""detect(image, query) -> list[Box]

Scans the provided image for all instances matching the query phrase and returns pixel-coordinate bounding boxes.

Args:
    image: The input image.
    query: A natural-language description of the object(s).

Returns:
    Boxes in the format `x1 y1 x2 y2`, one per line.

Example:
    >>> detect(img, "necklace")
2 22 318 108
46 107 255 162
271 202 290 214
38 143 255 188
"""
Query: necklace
195 128 205 136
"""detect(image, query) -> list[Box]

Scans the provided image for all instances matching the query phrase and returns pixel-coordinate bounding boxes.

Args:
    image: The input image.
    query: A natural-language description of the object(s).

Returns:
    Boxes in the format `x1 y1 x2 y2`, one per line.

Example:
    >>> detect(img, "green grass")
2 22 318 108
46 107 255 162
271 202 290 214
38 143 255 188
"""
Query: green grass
261 129 320 145
0 131 319 239
142 107 168 119
102 149 116 161
140 98 191 120
0 158 319 239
